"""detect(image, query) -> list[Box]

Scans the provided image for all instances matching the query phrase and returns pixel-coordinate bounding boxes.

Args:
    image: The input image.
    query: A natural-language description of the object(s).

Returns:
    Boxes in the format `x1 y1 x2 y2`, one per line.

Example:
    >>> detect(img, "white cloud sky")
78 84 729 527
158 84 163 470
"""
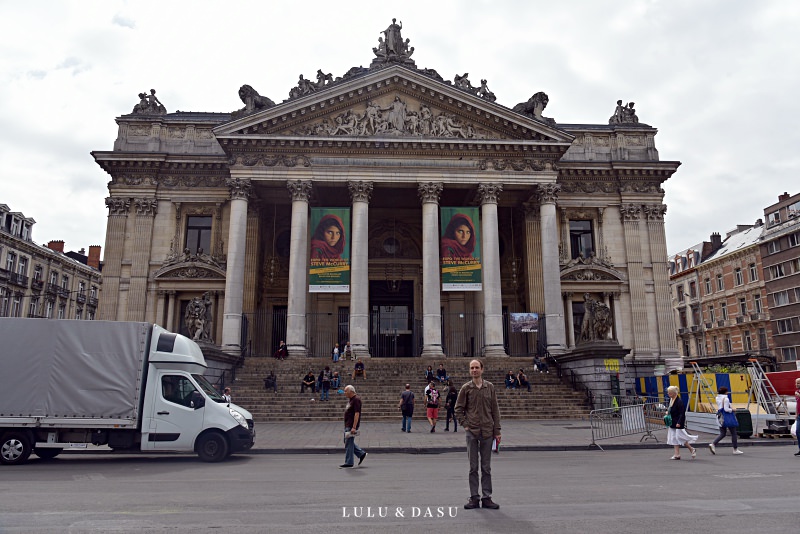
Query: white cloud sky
1 0 799 257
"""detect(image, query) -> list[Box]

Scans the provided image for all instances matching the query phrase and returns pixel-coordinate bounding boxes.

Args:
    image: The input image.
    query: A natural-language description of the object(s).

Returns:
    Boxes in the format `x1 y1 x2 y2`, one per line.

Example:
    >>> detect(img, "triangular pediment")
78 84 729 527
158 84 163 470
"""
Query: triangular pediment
213 66 573 146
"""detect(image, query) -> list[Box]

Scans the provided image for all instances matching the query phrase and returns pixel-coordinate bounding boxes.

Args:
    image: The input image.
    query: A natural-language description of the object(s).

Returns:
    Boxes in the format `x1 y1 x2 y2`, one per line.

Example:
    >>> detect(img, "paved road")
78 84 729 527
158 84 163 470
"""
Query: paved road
2 447 798 533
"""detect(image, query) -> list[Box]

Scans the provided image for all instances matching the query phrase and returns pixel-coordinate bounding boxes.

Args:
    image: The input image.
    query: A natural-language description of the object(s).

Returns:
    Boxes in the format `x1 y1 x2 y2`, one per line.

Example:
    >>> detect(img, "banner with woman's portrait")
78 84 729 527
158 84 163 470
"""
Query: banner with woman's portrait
309 207 351 292
440 207 482 291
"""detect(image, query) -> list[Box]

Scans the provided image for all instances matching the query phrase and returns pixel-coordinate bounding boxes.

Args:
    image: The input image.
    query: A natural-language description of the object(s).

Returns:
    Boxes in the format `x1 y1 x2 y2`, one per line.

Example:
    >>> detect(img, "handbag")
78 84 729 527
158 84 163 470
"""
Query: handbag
663 413 672 426
718 409 739 428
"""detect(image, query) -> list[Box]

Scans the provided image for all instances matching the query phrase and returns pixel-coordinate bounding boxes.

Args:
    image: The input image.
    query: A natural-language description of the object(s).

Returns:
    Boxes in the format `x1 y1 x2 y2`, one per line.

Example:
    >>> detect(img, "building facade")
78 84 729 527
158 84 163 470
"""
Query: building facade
760 192 800 370
92 23 680 371
0 204 102 320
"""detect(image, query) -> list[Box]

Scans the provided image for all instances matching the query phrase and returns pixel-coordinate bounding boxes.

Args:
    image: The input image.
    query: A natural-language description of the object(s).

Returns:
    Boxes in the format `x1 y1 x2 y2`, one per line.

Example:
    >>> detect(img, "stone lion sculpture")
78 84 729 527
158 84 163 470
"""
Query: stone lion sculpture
232 84 276 119
513 92 555 125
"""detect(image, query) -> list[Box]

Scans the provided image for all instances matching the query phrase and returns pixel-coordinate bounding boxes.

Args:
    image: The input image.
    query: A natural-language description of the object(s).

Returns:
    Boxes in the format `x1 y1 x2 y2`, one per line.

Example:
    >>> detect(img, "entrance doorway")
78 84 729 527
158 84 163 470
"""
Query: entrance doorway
369 280 416 357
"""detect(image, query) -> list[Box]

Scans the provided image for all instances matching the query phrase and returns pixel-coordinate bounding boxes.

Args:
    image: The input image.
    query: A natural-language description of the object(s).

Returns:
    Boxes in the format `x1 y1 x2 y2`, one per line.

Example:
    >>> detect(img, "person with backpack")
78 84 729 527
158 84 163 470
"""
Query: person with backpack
426 381 440 433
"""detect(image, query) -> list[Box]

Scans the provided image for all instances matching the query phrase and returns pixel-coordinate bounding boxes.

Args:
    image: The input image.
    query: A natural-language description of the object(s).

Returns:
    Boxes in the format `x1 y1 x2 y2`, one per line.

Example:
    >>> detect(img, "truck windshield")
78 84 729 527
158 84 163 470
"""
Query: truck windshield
192 374 225 402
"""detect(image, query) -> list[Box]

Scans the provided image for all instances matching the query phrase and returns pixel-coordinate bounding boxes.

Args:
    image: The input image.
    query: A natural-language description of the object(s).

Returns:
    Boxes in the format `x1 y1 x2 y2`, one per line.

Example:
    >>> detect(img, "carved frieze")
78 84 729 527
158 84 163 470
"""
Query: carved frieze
196 129 214 139
128 124 151 137
133 198 158 217
166 267 219 279
477 159 547 172
559 181 617 194
620 204 641 222
111 174 158 186
159 175 226 188
538 184 560 204
418 182 443 204
105 197 131 216
226 178 252 200
168 127 185 139
287 180 313 202
229 154 311 168
348 181 374 203
644 203 667 221
619 181 664 194
478 183 502 204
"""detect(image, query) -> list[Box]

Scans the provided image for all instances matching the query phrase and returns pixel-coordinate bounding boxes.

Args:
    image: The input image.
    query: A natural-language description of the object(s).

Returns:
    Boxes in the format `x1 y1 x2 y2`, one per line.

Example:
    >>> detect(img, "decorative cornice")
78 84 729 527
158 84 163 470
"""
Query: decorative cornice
559 181 618 194
478 183 502 204
105 197 131 217
348 181 374 203
643 203 667 221
287 180 313 202
133 198 158 217
538 184 560 204
619 181 664 194
418 182 443 204
620 203 641 222
477 158 548 171
226 178 252 200
229 154 311 168
159 175 227 189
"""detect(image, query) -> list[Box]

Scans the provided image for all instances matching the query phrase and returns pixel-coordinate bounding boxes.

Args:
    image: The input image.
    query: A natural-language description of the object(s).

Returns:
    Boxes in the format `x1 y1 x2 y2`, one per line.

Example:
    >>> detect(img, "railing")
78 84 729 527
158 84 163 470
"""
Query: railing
87 296 98 307
0 268 9 281
76 293 86 304
8 273 28 287
45 283 59 295
31 279 43 291
589 396 664 450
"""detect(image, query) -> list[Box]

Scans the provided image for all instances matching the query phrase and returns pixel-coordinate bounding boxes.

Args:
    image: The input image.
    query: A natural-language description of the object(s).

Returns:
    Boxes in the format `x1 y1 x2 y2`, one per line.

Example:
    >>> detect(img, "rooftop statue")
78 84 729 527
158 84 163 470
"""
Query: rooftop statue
513 92 555 126
371 18 415 66
609 100 639 124
131 89 166 115
232 84 276 119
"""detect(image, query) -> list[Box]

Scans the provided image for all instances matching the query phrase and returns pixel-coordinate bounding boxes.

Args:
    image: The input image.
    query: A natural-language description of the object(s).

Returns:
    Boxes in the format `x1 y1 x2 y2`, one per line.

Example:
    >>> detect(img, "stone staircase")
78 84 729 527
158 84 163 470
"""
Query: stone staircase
228 356 589 422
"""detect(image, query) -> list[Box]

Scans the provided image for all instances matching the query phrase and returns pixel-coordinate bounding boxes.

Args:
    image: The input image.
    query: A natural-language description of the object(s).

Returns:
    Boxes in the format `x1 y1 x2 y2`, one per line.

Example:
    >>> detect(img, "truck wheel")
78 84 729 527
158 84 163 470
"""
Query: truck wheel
196 432 229 463
1 432 32 465
34 448 63 460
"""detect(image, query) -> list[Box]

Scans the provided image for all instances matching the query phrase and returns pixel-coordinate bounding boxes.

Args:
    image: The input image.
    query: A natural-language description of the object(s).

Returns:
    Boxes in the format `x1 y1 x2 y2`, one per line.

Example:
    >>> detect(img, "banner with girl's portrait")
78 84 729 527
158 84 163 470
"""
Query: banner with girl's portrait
440 207 482 291
309 207 350 292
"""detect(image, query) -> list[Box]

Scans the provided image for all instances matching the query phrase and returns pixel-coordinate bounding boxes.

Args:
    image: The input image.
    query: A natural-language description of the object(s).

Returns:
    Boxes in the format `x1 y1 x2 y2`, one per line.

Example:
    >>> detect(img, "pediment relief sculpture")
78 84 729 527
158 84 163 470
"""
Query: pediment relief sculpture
560 252 626 282
156 247 226 280
155 265 226 280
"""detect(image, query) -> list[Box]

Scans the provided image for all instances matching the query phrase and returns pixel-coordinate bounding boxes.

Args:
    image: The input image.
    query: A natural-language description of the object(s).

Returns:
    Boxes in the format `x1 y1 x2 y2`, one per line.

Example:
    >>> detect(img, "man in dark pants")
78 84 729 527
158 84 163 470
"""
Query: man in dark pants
454 359 501 510
340 385 367 468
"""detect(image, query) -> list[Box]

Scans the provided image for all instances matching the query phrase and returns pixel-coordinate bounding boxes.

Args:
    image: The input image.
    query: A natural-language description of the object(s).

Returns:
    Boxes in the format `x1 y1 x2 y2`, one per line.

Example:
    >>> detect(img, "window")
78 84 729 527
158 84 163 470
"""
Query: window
676 285 685 303
792 258 800 274
10 295 21 317
33 265 43 281
782 347 798 362
767 210 781 226
679 309 687 328
90 286 97 298
724 336 733 353
754 293 763 313
0 288 8 317
769 264 786 279
716 274 724 291
739 297 747 316
789 200 800 218
777 318 795 334
708 305 715 322
29 297 39 317
704 278 712 295
748 263 758 282
161 375 199 408
712 336 719 354
789 232 800 248
773 290 790 306
695 339 704 356
17 257 27 276
75 308 83 320
45 301 54 318
5 252 15 272
721 302 728 320
691 305 701 326
57 303 65 319
78 281 85 295
61 275 69 290
734 268 743 286
758 328 768 349
88 310 95 320
185 216 212 255
689 281 697 298
767 240 781 254
796 288 800 303
744 331 753 351
49 271 58 284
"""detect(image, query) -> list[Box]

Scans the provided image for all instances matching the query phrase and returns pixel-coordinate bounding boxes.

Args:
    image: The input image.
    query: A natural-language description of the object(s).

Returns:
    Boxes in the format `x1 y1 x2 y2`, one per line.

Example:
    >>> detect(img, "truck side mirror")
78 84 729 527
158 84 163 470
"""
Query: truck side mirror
190 392 205 410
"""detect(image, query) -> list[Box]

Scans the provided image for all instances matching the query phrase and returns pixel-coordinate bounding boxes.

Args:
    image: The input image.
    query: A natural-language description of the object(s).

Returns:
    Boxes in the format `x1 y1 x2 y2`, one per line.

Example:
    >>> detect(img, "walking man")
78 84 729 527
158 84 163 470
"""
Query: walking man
340 385 367 468
399 383 415 433
454 359 501 510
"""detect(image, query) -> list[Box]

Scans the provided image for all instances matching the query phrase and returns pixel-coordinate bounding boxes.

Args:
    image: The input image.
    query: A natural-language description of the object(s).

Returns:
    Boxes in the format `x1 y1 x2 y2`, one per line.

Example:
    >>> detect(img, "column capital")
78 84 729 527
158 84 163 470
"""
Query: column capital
478 183 503 204
348 181 374 203
562 292 573 298
620 203 642 222
226 178 252 200
287 180 312 202
133 197 158 217
418 182 443 204
105 197 131 217
538 183 560 204
643 203 667 221
522 200 540 218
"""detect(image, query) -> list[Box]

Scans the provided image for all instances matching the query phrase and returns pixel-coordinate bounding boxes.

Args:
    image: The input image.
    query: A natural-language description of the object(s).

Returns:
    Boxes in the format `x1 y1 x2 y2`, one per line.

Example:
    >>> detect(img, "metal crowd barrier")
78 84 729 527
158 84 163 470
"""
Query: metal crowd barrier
589 397 665 450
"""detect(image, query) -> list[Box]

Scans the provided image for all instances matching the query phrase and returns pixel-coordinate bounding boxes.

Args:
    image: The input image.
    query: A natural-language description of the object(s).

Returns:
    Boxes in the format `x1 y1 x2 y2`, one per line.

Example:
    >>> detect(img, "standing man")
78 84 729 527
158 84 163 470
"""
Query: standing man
340 385 367 468
454 359 501 510
399 383 415 433
222 387 232 403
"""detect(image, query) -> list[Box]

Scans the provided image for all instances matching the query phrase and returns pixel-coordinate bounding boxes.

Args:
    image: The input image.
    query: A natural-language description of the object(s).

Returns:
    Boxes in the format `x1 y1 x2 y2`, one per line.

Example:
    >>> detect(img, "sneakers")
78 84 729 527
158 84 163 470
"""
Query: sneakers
430 426 435 433
708 443 716 455
481 498 500 510
464 498 480 510
339 464 354 469
795 451 800 456
670 455 681 460
358 452 368 466
732 449 744 455
691 448 697 460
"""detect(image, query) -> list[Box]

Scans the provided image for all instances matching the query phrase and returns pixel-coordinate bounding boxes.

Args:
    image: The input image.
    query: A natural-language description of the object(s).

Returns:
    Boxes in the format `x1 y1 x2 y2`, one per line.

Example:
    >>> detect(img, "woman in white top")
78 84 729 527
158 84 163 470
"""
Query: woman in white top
709 386 743 455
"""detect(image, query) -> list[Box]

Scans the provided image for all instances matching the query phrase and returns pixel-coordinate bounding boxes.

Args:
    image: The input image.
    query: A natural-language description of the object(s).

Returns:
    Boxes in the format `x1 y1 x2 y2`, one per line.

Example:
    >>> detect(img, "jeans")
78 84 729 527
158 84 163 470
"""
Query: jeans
712 424 738 449
320 383 330 401
796 414 800 451
402 413 412 432
446 407 457 430
465 430 493 499
344 427 365 466
263 379 277 392
301 383 315 393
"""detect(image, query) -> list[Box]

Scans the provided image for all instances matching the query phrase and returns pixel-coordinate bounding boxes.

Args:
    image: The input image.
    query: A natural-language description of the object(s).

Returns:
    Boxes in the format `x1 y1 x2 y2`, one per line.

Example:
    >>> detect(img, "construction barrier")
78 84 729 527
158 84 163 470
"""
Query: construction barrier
589 396 664 450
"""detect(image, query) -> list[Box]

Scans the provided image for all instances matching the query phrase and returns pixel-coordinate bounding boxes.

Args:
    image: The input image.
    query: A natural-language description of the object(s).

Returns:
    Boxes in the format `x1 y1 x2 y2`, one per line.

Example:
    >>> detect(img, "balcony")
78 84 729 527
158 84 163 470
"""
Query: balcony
8 273 29 287
750 313 767 321
76 292 86 304
717 320 727 327
31 279 43 291
45 283 59 296
690 325 701 332
705 322 713 329
57 287 70 299
735 316 746 324
87 296 98 307
678 327 689 334
0 268 9 281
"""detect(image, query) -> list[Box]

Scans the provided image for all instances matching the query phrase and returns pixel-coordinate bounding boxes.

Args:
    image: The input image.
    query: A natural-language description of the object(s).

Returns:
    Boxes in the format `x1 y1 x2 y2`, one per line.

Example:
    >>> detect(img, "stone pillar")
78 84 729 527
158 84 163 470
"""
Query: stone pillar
539 184 567 353
128 198 158 321
166 290 176 331
349 181 373 359
522 200 545 314
418 182 445 358
221 178 251 353
286 180 313 358
479 183 507 357
612 292 623 342
620 203 650 359
243 202 261 314
645 203 679 359
99 197 130 320
156 290 166 327
563 293 575 348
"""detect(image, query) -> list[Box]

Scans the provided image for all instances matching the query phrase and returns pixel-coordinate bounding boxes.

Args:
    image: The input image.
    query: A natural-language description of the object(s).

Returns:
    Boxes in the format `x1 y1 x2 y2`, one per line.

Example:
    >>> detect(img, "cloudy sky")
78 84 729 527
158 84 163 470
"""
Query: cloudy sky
1 0 798 258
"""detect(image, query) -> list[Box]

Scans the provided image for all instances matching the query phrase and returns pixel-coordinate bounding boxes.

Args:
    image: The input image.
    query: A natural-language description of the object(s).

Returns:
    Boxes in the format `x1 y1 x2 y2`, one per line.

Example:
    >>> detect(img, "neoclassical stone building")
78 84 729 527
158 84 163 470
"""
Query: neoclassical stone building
92 22 680 374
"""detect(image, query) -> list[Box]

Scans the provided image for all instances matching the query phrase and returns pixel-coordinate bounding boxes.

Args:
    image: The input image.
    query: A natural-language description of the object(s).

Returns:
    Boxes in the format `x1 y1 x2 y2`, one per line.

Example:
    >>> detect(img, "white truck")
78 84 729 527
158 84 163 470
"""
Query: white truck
0 319 255 465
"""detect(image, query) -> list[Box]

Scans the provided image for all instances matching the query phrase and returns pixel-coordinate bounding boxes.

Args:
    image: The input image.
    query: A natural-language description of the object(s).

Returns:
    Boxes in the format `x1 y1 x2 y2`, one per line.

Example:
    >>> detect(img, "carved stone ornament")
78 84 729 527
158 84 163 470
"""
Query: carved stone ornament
452 73 496 103
292 97 495 140
578 293 613 343
229 154 311 168
538 184 560 204
609 100 639 125
159 175 226 188
162 247 223 270
232 85 276 119
226 178 252 200
133 198 158 217
559 181 618 194
618 181 664 194
478 183 503 204
348 181 374 203
513 92 555 126
418 182 443 204
131 89 166 115
113 174 158 186
287 180 313 202
371 18 416 67
620 203 641 222
105 197 131 216
184 292 214 343
171 267 218 279
478 159 547 172
643 203 667 221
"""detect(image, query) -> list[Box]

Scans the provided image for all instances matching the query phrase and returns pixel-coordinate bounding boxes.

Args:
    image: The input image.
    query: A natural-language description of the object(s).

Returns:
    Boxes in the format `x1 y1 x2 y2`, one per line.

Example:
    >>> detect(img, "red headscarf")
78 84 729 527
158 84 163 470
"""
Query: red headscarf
310 214 346 260
440 213 476 258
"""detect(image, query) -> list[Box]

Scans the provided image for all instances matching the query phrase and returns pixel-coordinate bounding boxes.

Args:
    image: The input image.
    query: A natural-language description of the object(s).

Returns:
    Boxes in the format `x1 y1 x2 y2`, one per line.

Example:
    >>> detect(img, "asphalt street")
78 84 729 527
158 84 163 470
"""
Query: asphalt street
1 447 798 533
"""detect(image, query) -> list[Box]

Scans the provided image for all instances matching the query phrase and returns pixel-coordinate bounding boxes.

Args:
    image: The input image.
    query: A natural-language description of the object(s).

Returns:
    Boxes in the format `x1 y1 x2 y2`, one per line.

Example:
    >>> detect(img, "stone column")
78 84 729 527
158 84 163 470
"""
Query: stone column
286 180 313 358
156 290 166 326
221 178 251 353
620 203 650 359
349 181 373 358
99 197 130 320
522 200 545 314
612 292 623 342
418 183 445 358
563 292 575 347
166 290 176 331
645 203 679 359
479 183 507 357
128 198 158 321
539 184 567 353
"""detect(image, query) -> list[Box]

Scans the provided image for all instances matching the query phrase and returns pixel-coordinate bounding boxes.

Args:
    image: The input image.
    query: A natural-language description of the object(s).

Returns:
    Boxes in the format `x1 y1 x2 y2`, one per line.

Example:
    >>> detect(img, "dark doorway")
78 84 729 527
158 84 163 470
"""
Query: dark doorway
369 280 415 357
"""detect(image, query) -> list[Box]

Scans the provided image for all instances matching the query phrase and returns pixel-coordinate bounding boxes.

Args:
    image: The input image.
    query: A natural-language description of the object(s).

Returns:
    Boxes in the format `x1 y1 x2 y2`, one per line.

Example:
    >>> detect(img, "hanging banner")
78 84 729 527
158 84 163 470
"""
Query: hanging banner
440 207 482 291
510 313 539 333
309 208 350 292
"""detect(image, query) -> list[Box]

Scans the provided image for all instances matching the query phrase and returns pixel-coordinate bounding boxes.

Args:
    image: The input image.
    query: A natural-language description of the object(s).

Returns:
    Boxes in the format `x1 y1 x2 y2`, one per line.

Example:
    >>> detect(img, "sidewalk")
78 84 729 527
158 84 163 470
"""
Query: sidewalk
248 419 798 454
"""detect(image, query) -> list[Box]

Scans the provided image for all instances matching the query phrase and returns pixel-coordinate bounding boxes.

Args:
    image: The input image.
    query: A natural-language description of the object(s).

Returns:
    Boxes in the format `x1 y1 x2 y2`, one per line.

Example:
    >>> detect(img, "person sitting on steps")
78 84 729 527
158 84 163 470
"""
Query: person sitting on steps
353 360 366 380
504 370 518 389
517 368 531 392
263 371 278 393
301 370 316 393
